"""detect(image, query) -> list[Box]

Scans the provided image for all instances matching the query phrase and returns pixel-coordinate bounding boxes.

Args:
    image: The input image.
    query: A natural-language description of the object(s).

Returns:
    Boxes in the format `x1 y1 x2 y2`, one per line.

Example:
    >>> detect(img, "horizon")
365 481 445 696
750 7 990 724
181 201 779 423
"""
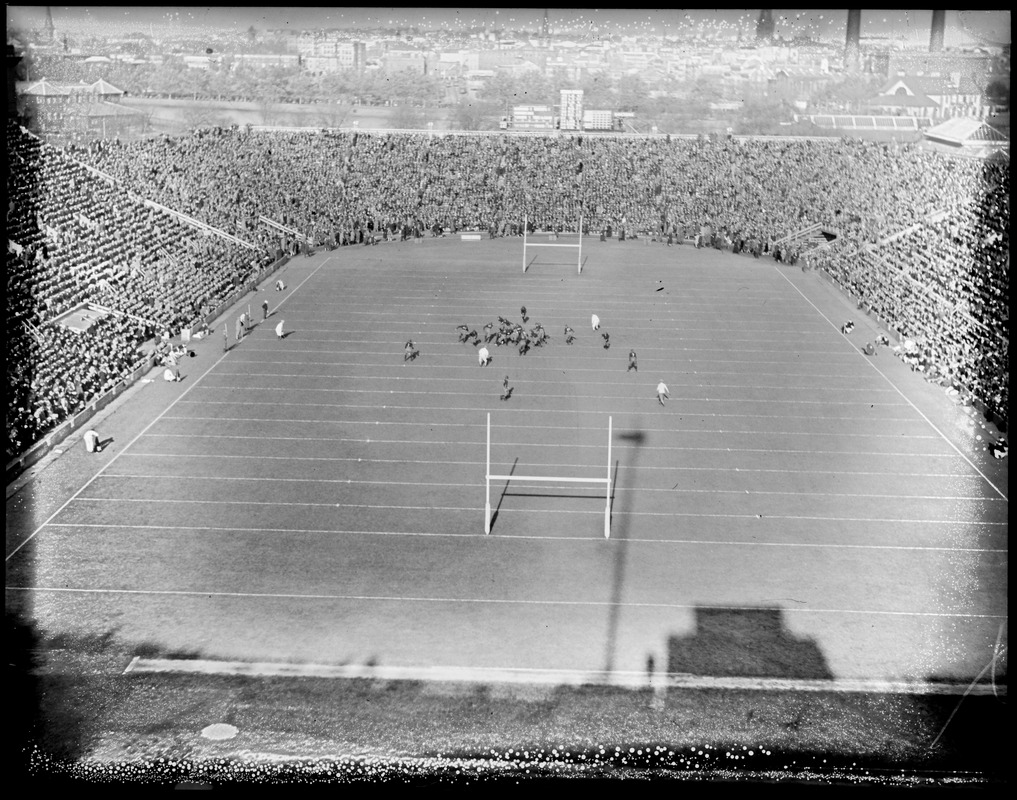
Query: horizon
6 8 1011 48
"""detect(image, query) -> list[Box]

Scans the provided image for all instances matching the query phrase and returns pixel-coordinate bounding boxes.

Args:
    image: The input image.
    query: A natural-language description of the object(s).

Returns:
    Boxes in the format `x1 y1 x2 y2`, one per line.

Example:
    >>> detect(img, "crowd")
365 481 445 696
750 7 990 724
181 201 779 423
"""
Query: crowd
813 156 1007 423
7 315 151 460
7 121 274 461
6 123 1008 459
74 130 989 253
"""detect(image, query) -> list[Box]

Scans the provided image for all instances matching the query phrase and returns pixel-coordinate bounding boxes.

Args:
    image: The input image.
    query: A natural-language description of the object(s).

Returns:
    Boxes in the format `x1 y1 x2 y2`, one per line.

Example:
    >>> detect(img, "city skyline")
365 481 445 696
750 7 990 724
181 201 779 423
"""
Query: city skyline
7 7 1011 47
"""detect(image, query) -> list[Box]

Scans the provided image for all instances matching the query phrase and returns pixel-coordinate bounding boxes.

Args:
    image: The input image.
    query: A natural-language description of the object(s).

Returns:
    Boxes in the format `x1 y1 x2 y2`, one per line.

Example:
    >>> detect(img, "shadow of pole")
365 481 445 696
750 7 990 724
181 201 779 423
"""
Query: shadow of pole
602 428 644 679
487 457 518 531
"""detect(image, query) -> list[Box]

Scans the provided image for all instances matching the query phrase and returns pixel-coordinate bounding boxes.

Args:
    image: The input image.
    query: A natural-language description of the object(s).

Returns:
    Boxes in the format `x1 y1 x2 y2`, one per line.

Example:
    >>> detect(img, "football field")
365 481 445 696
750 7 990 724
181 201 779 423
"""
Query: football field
7 236 1007 696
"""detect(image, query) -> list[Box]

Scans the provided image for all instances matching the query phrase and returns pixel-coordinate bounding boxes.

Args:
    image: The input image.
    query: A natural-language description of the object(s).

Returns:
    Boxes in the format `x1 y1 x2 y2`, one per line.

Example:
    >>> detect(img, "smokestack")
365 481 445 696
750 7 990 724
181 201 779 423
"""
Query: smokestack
930 9 946 52
756 10 775 43
845 9 862 74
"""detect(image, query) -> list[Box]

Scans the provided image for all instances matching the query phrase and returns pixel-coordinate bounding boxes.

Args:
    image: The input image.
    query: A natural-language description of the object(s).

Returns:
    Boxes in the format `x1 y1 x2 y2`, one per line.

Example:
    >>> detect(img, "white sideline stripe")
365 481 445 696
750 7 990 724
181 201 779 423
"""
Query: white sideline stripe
98 473 1001 503
199 379 902 396
162 411 939 440
220 361 887 381
113 452 986 480
8 586 1006 619
120 658 1006 695
139 430 968 459
178 397 914 409
247 307 827 320
232 350 886 367
67 496 1006 524
188 387 919 406
220 358 879 378
231 331 837 346
176 396 915 410
148 409 928 427
40 523 1007 552
774 267 1008 501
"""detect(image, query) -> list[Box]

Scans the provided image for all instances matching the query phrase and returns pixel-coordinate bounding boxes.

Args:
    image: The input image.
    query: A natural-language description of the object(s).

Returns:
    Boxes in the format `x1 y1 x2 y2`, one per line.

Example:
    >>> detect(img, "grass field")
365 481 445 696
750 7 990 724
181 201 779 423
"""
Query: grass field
6 236 1007 785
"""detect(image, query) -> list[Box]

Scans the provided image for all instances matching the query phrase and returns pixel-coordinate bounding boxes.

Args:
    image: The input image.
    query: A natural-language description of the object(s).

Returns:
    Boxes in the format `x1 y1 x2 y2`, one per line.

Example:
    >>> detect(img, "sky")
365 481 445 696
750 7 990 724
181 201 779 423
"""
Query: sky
6 7 1011 47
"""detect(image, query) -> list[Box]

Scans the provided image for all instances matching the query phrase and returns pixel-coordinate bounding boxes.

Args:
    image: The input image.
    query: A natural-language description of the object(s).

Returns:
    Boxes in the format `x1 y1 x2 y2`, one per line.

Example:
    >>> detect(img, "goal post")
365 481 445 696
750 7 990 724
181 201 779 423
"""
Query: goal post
485 413 613 538
522 214 583 275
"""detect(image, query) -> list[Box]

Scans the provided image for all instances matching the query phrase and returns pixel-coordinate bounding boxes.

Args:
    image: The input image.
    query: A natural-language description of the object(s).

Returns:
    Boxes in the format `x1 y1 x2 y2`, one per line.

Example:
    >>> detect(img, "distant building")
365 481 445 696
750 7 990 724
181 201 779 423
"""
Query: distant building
233 53 301 71
297 36 365 74
511 104 555 130
887 51 995 86
382 48 433 75
18 77 145 138
559 88 583 131
582 109 613 131
867 73 987 121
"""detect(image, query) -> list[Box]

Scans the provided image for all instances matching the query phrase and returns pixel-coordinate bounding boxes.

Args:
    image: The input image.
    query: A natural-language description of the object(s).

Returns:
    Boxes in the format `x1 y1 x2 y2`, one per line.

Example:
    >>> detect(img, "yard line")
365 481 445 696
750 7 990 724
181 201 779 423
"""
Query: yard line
96 473 1000 503
66 496 1005 525
113 449 988 479
162 411 936 439
230 349 877 366
4 256 335 563
196 381 903 397
38 523 1008 552
139 431 970 458
219 360 889 381
159 407 925 422
235 338 861 355
6 585 1007 619
149 414 922 431
241 330 839 344
175 397 914 409
773 266 1008 501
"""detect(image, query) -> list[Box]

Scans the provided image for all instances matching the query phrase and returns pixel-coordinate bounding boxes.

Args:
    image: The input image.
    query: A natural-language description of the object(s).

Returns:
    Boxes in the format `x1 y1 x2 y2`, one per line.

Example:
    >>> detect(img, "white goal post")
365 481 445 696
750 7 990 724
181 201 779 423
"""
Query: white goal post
485 412 613 538
522 214 583 275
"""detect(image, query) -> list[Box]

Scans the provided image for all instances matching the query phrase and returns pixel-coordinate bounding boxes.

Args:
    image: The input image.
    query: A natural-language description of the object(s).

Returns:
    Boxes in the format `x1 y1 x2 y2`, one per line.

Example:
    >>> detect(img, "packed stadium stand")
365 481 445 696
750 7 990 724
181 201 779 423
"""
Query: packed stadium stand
6 122 1009 462
7 121 274 461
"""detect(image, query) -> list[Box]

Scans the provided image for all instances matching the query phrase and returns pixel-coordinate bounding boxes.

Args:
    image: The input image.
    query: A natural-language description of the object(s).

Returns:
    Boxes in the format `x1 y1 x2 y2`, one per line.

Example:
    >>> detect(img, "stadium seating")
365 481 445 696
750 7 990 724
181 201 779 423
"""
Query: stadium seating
7 123 1008 460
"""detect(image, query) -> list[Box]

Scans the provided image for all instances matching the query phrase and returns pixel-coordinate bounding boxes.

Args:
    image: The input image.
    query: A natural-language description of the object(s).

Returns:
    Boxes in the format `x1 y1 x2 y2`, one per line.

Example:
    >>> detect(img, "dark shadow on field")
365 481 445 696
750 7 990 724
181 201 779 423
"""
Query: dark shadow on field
8 615 118 771
8 610 47 779
487 457 518 531
665 605 833 680
603 428 644 679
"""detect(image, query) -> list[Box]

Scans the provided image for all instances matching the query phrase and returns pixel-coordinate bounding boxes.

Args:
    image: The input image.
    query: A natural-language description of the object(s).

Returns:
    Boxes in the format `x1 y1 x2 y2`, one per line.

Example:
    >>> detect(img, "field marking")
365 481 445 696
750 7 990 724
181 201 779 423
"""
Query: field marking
120 657 1006 696
95 472 1002 504
162 408 928 422
155 417 938 440
197 381 904 398
177 397 915 409
774 267 1008 501
65 496 1007 525
38 522 1008 553
217 361 890 381
135 429 968 459
227 349 879 366
6 585 1007 619
4 256 335 563
228 338 861 355
109 450 989 480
